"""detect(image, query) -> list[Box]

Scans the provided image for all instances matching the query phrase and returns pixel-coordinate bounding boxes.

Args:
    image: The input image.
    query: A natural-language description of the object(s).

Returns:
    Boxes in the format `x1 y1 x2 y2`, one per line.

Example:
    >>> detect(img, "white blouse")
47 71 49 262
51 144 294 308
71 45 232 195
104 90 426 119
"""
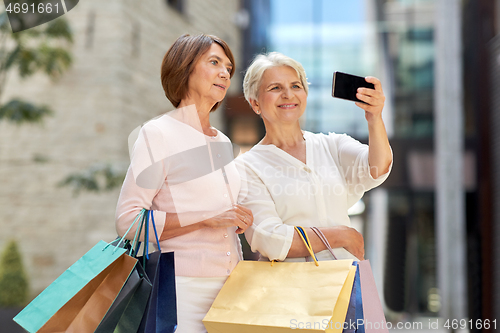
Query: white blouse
236 131 392 262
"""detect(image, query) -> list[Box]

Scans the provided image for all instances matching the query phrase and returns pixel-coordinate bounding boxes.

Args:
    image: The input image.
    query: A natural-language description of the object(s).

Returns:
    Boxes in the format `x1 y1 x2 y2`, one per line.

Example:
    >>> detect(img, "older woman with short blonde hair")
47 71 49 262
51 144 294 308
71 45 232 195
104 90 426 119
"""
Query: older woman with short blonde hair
237 52 392 262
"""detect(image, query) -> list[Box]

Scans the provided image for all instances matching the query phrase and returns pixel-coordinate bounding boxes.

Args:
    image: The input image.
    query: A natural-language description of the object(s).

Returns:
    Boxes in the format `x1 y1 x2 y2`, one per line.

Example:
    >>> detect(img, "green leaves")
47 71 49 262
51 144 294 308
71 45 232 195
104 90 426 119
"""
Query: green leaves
58 164 127 196
0 99 52 123
0 11 73 123
44 17 73 43
0 240 29 307
1 17 73 78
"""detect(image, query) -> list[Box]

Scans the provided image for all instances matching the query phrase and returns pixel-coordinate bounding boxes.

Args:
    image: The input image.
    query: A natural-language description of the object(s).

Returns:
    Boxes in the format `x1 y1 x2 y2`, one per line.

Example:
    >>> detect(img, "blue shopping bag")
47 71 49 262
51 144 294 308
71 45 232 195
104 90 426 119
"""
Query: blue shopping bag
137 210 177 333
343 262 365 333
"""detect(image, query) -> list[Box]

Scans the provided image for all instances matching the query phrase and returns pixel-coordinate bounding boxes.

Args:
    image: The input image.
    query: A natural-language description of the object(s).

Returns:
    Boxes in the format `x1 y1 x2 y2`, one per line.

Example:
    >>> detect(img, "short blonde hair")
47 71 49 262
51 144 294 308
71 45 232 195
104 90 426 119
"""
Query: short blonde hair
243 52 309 105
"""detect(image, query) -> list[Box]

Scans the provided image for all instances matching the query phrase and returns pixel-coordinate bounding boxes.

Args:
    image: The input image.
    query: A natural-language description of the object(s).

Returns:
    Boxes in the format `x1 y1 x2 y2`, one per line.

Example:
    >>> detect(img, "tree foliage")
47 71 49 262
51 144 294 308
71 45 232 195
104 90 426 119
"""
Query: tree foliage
0 240 29 307
58 164 126 196
0 11 73 123
0 98 52 123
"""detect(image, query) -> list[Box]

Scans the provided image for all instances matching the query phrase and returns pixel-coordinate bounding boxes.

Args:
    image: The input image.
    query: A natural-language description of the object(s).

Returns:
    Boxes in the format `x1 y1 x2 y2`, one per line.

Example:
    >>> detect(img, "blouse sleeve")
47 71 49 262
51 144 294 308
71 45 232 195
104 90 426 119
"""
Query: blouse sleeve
115 122 168 242
328 132 392 207
236 157 295 261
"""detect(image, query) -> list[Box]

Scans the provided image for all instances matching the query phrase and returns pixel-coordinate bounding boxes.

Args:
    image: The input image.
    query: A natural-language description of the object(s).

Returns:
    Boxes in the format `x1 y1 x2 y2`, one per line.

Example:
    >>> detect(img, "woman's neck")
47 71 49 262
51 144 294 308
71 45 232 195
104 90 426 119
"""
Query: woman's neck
177 98 215 134
261 122 304 149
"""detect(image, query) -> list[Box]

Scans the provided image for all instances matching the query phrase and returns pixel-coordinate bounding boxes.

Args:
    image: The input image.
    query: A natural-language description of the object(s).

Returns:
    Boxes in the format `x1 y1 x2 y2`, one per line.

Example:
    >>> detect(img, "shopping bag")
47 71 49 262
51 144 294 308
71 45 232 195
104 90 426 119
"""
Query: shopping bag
94 263 144 332
203 227 356 333
94 210 154 333
136 250 176 333
13 241 136 333
310 227 388 333
358 260 389 333
13 209 147 333
94 248 153 333
343 262 359 333
137 210 177 333
203 259 356 333
354 264 365 333
115 263 154 332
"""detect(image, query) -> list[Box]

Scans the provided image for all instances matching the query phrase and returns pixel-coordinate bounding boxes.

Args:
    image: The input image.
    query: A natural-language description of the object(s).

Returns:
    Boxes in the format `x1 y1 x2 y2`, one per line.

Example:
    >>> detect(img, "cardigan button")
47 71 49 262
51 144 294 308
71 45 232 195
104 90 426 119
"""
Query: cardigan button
223 234 228 238
226 251 231 256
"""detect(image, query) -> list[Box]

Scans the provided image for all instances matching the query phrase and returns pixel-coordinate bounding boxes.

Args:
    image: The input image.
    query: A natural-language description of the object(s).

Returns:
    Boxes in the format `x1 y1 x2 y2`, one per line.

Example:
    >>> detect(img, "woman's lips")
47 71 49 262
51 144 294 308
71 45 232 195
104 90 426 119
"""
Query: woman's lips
278 103 298 109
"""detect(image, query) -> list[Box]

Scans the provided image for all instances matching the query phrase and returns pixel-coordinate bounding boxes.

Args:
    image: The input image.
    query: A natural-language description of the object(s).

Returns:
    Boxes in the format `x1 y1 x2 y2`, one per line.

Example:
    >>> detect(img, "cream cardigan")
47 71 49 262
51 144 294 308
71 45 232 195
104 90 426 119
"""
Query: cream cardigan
115 105 242 277
236 131 392 262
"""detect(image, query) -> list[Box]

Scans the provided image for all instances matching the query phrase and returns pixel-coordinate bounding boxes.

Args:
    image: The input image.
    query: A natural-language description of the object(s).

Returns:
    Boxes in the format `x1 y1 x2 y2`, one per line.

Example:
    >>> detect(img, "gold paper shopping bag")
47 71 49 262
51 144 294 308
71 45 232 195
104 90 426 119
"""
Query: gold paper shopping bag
203 259 356 333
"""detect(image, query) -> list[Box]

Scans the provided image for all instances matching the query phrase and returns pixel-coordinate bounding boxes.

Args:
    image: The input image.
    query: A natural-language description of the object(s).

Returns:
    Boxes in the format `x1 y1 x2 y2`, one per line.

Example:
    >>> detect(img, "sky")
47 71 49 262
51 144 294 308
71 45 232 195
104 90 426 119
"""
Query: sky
270 0 364 25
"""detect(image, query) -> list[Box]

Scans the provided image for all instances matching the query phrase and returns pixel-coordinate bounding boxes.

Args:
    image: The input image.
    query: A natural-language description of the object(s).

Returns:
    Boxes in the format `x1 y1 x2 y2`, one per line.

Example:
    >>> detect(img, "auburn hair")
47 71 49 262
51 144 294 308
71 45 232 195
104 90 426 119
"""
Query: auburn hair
160 34 235 112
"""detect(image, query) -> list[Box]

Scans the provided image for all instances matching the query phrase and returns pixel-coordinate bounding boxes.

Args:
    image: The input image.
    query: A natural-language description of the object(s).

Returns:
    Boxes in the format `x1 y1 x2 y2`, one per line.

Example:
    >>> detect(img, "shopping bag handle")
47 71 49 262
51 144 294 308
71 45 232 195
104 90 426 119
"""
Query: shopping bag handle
150 210 162 251
310 227 337 260
294 226 319 266
131 211 147 257
130 210 162 260
105 208 147 253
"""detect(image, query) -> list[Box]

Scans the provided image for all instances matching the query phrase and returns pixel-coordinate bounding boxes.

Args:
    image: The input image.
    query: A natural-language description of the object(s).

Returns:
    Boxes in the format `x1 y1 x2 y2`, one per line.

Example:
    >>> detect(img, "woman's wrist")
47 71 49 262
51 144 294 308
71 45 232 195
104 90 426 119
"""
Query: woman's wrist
323 226 346 249
366 113 384 127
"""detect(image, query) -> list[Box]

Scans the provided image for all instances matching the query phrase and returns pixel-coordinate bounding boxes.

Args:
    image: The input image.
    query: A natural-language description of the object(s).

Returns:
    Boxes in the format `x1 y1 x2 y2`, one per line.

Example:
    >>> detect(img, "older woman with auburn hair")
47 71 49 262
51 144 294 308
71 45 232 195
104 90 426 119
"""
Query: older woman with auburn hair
236 52 392 263
115 34 253 332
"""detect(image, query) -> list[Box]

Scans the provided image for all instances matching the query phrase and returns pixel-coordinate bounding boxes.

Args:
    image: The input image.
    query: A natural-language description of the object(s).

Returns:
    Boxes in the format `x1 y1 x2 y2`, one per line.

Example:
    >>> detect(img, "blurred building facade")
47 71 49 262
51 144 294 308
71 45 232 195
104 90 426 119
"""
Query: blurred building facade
377 0 499 329
228 0 500 330
0 0 243 296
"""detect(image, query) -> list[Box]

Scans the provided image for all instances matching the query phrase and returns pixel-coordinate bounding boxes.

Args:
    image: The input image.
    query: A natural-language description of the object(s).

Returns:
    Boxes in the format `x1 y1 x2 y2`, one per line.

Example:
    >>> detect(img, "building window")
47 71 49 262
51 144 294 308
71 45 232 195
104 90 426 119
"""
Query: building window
166 0 184 14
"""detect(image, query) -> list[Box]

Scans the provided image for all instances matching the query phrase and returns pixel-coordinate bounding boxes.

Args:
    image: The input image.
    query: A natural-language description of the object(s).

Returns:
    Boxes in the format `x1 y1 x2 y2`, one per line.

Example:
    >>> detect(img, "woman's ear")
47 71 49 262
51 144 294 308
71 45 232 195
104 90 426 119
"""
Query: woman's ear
250 99 261 115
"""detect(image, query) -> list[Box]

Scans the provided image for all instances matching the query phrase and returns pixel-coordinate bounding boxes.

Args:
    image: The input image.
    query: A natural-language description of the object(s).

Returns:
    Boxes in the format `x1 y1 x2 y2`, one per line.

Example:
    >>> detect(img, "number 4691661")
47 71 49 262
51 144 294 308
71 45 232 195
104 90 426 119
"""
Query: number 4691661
444 319 496 330
6 2 60 14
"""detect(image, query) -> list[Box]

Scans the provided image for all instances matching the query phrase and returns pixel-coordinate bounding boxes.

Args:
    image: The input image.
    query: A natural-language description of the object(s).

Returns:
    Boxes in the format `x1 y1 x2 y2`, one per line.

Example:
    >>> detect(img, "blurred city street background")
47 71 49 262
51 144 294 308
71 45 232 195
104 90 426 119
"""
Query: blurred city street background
0 0 499 332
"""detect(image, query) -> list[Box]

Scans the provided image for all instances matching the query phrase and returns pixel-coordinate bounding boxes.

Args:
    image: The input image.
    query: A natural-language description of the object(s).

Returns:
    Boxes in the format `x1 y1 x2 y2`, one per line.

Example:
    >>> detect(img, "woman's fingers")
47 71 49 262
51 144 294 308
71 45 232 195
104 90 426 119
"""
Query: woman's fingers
236 204 253 216
234 204 254 225
355 76 385 113
365 76 382 91
204 205 253 233
356 89 384 105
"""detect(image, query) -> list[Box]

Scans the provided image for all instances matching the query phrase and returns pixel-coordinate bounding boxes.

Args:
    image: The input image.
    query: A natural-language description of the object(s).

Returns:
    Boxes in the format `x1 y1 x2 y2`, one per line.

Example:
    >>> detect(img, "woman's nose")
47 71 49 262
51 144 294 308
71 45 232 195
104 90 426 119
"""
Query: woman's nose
282 88 292 99
219 68 229 79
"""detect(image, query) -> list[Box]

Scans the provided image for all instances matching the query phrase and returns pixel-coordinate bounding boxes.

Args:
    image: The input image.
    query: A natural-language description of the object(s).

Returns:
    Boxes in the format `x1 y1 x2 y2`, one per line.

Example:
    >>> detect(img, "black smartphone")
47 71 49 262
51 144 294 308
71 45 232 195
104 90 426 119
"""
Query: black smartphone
331 71 375 103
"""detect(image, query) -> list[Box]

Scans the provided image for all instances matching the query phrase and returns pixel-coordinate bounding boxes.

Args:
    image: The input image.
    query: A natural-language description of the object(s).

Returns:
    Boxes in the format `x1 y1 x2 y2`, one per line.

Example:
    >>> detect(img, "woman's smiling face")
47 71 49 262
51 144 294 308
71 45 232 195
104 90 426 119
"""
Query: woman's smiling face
251 65 307 125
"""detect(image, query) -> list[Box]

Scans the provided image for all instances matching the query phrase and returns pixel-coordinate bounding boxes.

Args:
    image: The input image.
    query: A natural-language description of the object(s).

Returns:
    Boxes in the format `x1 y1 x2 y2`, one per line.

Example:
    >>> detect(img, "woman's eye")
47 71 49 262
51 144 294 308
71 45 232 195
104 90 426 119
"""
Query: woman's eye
211 60 218 65
293 84 302 89
270 86 279 91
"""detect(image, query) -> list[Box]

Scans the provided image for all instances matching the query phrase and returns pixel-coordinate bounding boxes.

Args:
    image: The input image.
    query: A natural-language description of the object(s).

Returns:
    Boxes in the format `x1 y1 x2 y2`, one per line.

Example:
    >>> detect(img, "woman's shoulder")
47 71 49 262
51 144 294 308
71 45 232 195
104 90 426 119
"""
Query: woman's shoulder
235 144 274 169
139 112 175 134
304 130 349 139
